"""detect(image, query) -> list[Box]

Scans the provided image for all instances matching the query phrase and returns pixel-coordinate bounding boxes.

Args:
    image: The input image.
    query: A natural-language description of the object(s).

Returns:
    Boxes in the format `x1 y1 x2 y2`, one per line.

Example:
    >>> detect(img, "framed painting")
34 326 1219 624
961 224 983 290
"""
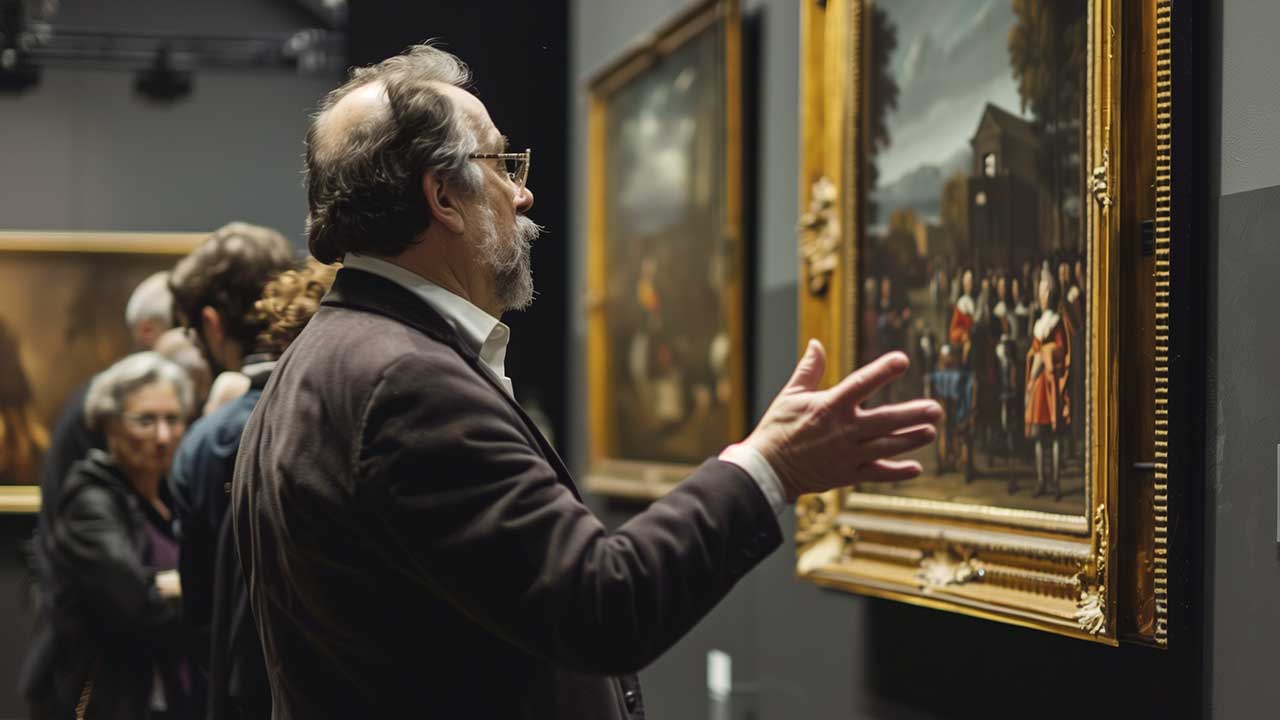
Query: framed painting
796 0 1172 645
0 231 204 512
585 0 744 500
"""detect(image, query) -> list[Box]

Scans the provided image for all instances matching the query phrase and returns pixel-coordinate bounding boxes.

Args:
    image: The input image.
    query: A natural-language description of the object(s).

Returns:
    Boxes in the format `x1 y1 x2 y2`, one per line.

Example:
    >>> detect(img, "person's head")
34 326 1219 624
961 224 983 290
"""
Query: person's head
1011 275 1022 304
84 351 193 483
169 222 298 374
1057 259 1071 288
304 43 539 315
1074 259 1085 285
252 259 340 355
152 327 212 416
996 275 1007 301
962 269 974 295
1038 270 1059 312
879 276 892 303
125 271 174 349
939 343 954 369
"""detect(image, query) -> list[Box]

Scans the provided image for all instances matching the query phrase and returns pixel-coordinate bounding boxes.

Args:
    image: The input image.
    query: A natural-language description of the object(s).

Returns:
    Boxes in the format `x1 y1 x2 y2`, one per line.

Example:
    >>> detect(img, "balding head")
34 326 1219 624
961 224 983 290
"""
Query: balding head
125 271 174 348
305 44 487 264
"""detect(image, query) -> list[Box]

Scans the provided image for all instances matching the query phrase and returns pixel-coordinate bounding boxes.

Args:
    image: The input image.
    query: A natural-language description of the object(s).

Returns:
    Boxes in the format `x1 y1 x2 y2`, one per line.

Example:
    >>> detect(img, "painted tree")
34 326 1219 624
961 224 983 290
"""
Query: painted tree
865 4 900 225
1008 0 1087 252
939 170 969 259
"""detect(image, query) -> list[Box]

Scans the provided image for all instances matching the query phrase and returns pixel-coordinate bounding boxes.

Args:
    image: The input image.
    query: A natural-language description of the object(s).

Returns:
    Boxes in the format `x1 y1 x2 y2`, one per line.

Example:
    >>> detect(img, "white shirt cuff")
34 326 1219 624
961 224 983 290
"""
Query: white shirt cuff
718 443 787 516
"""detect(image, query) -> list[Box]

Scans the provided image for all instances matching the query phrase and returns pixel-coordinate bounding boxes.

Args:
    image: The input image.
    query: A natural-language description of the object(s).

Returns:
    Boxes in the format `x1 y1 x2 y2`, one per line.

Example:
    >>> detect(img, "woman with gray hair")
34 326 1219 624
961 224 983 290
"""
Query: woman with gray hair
22 351 194 720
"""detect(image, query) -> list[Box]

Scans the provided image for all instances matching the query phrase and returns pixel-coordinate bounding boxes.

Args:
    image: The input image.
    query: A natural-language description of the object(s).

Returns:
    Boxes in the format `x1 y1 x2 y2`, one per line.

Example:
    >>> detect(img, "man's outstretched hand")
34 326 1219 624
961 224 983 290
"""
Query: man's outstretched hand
742 340 942 503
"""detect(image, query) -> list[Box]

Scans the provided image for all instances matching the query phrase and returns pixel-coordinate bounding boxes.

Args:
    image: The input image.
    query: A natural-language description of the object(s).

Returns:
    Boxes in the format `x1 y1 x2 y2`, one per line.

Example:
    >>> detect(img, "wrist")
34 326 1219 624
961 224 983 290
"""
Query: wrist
719 442 791 512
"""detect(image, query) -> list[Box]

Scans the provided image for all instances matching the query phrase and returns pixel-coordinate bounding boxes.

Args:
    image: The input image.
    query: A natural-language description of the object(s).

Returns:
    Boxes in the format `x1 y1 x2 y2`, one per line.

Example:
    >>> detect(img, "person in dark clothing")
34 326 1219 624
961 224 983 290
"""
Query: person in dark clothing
22 351 195 720
36 271 178 548
165 222 298 714
172 260 335 720
232 44 941 719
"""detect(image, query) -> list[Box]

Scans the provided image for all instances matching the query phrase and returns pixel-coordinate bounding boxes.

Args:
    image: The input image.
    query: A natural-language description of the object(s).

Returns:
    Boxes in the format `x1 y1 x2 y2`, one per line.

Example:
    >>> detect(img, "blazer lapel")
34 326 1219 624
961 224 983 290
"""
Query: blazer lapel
322 269 580 499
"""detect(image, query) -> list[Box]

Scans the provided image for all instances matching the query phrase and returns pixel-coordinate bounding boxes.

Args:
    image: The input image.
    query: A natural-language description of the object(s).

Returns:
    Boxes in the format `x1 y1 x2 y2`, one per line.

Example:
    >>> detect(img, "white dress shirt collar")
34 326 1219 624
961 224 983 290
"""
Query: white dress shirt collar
342 253 514 397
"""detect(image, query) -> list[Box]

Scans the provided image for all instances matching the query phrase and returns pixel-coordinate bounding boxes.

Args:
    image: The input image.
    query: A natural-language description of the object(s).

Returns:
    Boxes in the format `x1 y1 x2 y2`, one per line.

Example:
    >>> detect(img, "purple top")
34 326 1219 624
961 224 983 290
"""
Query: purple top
144 519 179 571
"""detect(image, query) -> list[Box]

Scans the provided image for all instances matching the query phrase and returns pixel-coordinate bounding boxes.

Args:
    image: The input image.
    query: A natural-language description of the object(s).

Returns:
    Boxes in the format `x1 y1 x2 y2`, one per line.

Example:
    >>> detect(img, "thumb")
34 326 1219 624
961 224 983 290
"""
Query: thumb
784 339 826 393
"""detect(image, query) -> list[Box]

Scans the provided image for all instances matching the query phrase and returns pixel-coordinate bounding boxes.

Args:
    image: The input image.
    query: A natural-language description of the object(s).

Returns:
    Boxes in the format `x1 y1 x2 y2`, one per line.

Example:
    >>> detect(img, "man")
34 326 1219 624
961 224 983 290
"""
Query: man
37 271 176 540
166 222 297 709
201 260 336 720
233 45 941 719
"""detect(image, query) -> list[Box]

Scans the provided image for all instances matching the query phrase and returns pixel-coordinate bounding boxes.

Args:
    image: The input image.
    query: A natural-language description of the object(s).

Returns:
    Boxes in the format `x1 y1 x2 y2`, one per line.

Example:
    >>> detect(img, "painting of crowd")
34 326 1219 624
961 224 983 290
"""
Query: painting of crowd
863 252 1087 503
849 0 1089 513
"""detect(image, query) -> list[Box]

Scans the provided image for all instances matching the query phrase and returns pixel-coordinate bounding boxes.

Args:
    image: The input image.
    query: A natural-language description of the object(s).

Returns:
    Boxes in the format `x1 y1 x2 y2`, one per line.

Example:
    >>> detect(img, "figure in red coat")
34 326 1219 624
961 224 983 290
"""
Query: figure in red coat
948 269 976 365
1025 271 1070 499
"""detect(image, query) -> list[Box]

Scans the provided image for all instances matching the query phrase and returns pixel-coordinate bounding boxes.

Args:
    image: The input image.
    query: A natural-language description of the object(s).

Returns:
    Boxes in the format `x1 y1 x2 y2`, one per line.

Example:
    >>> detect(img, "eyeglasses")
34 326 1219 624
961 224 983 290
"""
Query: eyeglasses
468 148 531 190
122 412 187 434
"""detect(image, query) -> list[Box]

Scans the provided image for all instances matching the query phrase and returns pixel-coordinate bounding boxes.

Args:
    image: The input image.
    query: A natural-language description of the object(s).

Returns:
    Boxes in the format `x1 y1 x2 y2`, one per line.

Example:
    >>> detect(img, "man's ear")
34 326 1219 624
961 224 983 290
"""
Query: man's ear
200 306 224 347
423 171 467 234
133 318 161 349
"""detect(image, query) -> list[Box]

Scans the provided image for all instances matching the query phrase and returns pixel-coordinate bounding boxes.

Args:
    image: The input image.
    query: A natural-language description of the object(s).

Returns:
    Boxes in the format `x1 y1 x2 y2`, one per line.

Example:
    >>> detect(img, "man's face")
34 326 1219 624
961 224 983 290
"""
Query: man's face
445 86 540 312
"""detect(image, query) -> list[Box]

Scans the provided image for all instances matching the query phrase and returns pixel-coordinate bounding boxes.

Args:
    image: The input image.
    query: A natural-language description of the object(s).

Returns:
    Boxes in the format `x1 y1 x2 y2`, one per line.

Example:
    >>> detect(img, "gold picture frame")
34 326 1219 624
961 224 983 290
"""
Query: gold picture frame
585 0 744 500
795 0 1167 644
0 231 205 513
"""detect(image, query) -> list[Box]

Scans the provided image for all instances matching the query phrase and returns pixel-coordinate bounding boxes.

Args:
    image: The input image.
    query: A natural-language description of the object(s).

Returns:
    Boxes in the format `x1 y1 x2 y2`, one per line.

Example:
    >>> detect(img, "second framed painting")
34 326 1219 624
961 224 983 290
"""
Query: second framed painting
796 0 1172 645
585 0 744 500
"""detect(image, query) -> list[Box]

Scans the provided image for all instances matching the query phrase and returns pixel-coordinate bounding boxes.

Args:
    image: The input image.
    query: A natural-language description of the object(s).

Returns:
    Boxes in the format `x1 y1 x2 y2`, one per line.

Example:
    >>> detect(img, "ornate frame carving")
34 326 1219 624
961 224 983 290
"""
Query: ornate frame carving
795 0 1142 643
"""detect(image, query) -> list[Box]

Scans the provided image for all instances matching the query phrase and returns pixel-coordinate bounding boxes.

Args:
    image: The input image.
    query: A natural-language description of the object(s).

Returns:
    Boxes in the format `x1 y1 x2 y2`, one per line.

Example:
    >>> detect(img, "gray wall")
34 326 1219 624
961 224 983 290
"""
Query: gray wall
0 0 338 243
1208 1 1280 717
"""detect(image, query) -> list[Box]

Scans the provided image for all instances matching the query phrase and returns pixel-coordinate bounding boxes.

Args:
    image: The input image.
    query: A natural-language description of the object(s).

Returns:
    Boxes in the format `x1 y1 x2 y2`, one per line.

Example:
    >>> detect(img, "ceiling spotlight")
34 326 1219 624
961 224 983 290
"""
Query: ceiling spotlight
134 44 192 102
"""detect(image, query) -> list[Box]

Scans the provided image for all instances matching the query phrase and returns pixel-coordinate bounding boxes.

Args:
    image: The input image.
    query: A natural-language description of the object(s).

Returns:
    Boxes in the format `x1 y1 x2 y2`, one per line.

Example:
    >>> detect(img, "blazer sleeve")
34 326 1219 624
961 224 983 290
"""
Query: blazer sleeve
55 485 181 634
356 354 782 675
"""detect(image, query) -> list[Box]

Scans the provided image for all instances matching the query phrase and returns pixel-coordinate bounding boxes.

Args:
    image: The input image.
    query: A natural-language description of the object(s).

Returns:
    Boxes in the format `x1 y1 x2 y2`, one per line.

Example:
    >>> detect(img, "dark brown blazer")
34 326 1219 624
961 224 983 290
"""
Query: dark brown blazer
232 268 782 719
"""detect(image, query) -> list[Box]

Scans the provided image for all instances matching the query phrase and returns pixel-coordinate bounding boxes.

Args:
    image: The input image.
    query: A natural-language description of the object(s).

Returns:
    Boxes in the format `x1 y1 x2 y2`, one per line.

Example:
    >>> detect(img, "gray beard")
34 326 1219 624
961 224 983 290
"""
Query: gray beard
478 206 538 312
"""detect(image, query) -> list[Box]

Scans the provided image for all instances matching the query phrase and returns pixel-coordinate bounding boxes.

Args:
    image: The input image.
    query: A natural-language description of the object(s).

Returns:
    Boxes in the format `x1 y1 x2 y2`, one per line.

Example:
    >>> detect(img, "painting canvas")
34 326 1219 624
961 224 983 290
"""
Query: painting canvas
792 0 1164 643
586 0 743 498
0 233 201 498
855 0 1089 517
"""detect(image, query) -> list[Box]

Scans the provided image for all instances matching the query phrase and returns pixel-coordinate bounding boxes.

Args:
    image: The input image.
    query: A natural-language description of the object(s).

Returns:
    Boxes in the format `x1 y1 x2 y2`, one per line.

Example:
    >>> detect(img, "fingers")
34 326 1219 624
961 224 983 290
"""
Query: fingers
828 351 909 405
855 459 924 484
859 423 937 461
783 339 827 393
854 399 943 441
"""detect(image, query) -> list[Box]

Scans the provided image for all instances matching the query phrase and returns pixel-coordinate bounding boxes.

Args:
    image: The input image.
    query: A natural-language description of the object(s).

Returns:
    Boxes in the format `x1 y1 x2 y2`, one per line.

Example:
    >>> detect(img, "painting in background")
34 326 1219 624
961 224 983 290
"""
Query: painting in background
586 0 742 498
0 233 200 488
857 0 1088 516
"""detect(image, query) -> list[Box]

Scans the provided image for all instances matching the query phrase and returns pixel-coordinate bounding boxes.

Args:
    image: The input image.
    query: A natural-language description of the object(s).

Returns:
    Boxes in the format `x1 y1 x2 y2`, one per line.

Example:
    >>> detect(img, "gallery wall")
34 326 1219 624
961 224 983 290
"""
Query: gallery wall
570 1 1210 717
0 0 337 242
1207 0 1280 716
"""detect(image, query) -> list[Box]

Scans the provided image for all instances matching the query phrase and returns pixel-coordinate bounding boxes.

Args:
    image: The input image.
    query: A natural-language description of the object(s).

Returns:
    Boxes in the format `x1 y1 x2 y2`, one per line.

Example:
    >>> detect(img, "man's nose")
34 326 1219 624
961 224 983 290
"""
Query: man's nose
516 185 535 213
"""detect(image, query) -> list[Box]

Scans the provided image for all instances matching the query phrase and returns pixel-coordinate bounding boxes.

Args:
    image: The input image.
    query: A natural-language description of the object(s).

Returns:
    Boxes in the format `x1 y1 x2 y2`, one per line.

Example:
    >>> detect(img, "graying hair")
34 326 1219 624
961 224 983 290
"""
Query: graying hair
124 271 174 332
83 351 194 433
305 43 486 264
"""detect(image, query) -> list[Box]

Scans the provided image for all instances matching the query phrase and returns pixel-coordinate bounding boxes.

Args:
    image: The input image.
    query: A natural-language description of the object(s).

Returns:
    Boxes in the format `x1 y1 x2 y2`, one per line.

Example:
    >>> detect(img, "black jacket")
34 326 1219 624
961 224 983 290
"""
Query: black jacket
23 450 188 719
232 268 783 719
170 375 271 720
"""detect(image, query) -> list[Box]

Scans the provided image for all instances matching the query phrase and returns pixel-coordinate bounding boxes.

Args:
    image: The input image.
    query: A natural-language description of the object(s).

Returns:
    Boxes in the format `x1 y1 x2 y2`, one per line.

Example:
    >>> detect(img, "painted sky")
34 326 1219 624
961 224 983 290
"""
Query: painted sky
876 0 1028 187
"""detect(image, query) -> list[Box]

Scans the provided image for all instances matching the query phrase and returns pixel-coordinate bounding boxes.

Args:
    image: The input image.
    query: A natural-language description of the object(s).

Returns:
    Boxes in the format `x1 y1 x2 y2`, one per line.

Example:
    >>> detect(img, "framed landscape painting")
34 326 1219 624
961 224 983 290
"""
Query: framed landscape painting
796 0 1173 645
0 231 203 512
585 0 744 500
